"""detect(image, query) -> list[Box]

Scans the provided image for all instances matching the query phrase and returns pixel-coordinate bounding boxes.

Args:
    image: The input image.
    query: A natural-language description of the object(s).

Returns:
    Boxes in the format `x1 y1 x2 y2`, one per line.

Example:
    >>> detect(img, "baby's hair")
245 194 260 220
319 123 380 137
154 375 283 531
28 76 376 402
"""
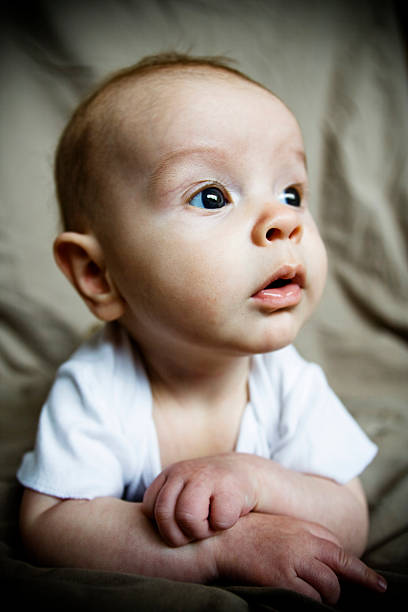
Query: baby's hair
54 52 269 231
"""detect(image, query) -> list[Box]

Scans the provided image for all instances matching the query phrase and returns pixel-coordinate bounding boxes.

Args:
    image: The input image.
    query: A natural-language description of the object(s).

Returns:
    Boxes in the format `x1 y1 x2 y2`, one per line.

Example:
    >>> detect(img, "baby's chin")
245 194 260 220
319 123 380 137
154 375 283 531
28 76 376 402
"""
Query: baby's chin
239 312 306 355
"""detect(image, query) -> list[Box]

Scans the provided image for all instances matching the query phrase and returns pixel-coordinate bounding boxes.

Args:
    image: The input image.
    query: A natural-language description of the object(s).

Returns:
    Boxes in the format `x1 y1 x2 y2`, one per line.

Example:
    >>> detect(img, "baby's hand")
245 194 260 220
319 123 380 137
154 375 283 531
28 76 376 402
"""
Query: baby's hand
142 453 258 546
214 513 387 605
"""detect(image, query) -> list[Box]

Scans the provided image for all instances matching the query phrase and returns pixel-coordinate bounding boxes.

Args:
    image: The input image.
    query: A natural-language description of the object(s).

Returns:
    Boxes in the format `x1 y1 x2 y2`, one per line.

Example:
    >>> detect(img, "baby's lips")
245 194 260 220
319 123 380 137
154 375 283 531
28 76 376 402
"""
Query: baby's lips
252 263 306 296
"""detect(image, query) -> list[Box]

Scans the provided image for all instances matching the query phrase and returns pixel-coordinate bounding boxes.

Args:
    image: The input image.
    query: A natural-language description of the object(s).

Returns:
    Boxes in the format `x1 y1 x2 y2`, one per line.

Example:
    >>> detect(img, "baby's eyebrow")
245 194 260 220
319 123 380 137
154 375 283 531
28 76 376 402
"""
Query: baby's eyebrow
149 147 228 187
295 149 307 170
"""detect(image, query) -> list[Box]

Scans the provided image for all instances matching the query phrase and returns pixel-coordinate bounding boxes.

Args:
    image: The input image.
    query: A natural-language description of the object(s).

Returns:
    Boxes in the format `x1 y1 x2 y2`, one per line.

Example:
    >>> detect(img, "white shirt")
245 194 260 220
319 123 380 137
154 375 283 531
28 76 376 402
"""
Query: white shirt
17 323 377 501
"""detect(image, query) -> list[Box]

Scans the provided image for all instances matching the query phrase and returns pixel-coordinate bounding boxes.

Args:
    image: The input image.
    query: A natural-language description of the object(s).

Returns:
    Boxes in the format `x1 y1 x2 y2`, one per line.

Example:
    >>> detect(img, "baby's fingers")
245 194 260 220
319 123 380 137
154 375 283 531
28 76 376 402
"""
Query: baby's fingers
298 559 341 605
209 488 248 531
145 475 192 546
174 481 244 541
142 472 167 519
174 480 216 540
321 542 387 594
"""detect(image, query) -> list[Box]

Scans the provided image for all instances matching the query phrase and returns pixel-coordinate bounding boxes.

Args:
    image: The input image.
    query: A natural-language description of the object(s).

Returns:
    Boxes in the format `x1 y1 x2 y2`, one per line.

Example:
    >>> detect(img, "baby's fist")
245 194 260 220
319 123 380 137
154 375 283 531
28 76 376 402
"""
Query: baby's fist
142 454 257 546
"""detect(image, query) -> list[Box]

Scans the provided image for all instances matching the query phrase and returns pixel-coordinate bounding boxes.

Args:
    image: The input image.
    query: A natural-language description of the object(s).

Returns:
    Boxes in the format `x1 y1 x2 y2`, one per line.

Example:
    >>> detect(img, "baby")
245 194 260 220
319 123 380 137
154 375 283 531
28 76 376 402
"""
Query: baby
17 52 386 604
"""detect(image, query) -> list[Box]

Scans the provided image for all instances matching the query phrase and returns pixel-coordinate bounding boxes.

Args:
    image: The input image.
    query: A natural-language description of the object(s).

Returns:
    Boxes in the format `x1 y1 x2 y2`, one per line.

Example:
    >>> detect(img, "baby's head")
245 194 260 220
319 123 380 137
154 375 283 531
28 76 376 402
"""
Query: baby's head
54 52 327 358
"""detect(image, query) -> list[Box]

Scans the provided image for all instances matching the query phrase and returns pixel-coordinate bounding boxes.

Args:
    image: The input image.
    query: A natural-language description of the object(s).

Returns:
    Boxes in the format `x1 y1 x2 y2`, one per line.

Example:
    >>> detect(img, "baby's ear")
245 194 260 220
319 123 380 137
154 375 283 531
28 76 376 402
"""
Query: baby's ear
53 232 125 322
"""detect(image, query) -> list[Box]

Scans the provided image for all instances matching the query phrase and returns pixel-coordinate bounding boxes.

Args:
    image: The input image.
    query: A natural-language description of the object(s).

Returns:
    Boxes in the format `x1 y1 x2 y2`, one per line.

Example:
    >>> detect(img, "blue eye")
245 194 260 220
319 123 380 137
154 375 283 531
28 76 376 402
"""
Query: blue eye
189 187 228 209
278 186 301 207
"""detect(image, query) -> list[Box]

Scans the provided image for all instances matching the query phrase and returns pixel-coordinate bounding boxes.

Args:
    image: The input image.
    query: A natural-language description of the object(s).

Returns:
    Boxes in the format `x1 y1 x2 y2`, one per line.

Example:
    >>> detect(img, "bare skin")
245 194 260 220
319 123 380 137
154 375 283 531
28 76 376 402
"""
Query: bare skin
142 453 369 554
20 490 386 605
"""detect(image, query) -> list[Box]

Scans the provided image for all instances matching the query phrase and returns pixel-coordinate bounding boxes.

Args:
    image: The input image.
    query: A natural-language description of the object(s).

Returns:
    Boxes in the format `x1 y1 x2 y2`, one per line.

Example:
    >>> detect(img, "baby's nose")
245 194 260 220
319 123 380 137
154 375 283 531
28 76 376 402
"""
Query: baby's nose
252 205 303 246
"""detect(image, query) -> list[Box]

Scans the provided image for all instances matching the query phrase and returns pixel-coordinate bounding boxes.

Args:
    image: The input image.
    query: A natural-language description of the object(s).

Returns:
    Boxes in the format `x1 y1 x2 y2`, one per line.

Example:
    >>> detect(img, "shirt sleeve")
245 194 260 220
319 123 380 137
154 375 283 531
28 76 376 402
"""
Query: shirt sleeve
271 346 377 484
17 359 129 500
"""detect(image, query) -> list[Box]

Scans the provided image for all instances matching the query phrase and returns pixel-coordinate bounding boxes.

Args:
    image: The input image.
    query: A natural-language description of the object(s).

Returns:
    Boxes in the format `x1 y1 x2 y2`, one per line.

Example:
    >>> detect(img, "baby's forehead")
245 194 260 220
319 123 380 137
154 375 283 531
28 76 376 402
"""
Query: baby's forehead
105 67 295 153
112 65 270 108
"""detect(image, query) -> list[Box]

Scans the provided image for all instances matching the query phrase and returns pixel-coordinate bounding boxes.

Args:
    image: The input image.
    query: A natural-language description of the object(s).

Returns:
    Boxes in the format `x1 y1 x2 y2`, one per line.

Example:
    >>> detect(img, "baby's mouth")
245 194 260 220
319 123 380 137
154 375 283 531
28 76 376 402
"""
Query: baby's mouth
253 265 305 294
251 265 305 309
264 277 294 290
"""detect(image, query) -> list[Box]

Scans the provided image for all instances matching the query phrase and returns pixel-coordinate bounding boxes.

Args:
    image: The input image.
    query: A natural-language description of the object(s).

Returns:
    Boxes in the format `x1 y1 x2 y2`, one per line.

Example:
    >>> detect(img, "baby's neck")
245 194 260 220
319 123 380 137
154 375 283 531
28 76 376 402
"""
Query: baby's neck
127 323 252 465
143 346 250 412
144 350 250 469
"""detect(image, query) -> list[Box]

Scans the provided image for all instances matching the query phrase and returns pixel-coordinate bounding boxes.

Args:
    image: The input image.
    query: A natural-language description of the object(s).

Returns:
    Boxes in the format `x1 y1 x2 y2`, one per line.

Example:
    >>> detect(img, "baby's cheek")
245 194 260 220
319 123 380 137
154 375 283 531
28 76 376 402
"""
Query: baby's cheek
302 221 327 303
310 239 327 305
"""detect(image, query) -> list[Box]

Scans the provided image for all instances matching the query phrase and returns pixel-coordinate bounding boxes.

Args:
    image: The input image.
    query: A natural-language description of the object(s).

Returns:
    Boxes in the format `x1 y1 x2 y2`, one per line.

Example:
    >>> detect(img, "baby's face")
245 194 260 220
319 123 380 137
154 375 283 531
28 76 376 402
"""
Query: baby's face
95 70 327 356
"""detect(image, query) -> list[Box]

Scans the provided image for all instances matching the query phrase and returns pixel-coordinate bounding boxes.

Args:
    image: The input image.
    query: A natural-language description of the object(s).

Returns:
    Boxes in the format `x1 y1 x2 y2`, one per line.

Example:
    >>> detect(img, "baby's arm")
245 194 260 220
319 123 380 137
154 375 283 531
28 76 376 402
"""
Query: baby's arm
19 488 215 583
20 488 385 605
142 453 369 555
254 459 370 555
